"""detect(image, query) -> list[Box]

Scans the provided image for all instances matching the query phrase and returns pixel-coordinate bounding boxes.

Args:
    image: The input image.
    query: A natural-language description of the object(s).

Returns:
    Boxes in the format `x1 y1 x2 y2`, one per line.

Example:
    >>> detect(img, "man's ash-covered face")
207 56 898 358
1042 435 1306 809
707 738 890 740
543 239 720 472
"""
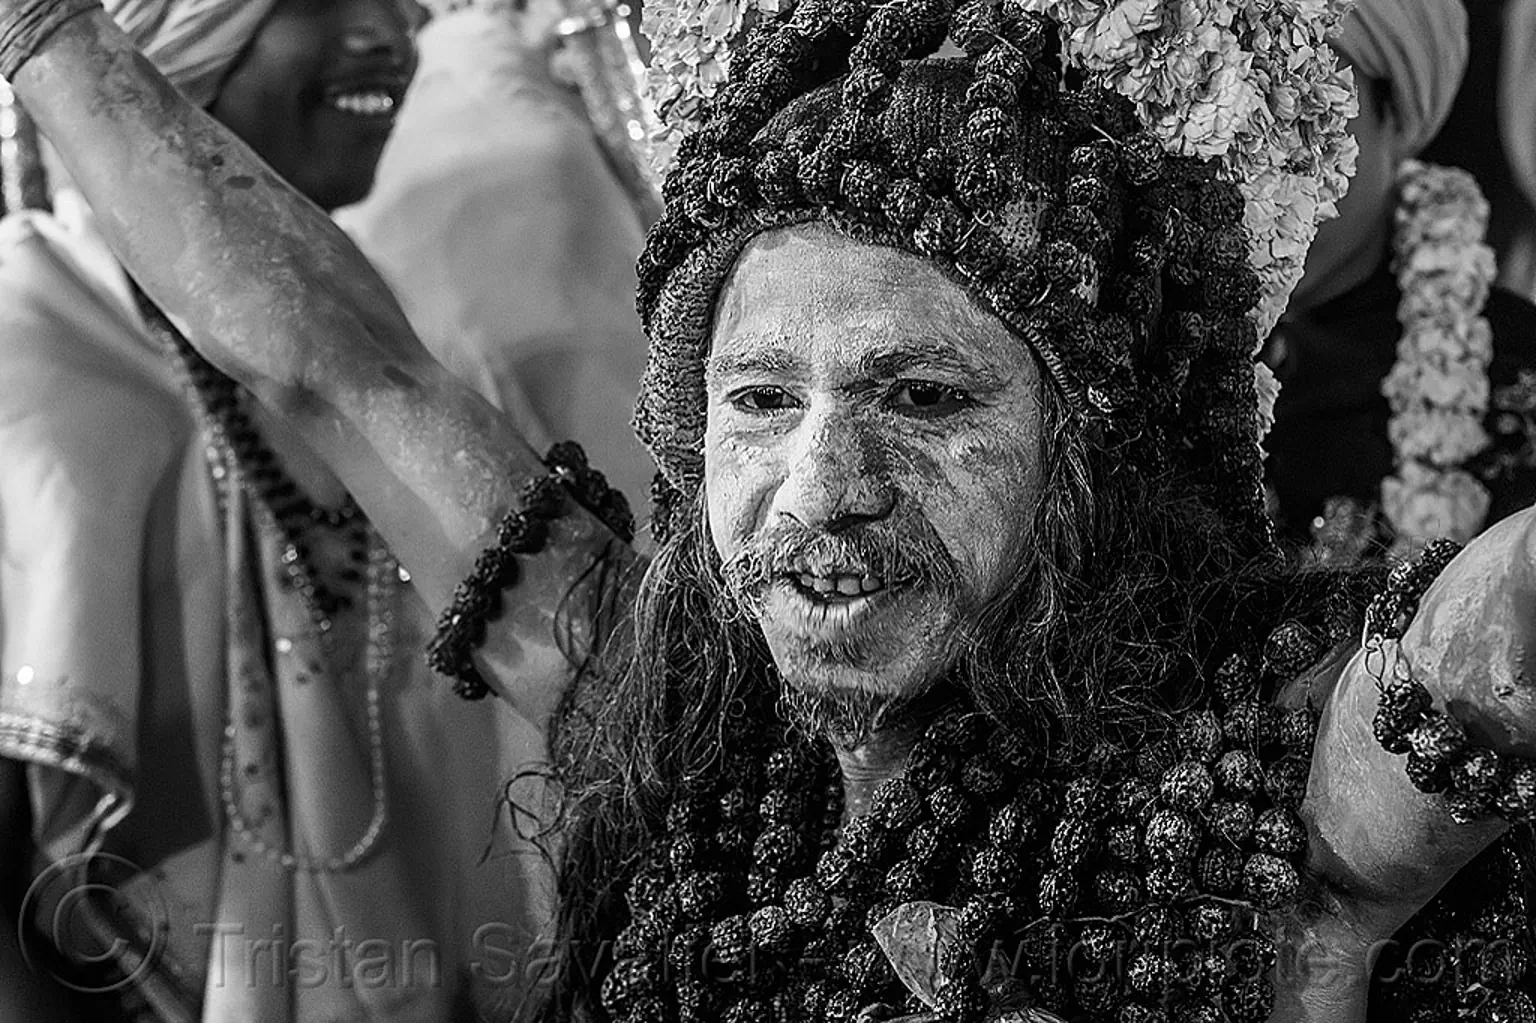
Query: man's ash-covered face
703 225 1047 706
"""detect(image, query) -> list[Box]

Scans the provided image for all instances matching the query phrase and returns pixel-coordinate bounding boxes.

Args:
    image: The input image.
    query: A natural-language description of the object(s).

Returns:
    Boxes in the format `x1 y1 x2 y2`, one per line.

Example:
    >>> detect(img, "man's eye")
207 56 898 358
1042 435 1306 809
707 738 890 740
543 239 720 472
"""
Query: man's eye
890 382 973 416
729 387 799 413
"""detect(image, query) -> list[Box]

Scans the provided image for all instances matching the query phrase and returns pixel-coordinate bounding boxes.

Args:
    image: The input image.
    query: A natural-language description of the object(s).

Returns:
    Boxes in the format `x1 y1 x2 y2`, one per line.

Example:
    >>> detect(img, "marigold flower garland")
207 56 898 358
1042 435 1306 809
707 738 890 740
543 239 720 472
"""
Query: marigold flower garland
1381 160 1496 555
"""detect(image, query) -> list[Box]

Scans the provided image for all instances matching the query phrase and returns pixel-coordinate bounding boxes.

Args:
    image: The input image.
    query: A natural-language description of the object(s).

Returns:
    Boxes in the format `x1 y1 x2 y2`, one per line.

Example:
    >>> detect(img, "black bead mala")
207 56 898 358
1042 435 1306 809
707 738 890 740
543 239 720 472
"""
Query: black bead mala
597 611 1341 1023
136 288 371 630
426 441 634 701
1367 538 1536 825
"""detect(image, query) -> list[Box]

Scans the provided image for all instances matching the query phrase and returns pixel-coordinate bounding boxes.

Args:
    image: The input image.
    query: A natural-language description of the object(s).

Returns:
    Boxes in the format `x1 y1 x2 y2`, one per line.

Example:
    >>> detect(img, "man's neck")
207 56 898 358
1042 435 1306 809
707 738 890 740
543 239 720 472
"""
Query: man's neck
834 722 923 823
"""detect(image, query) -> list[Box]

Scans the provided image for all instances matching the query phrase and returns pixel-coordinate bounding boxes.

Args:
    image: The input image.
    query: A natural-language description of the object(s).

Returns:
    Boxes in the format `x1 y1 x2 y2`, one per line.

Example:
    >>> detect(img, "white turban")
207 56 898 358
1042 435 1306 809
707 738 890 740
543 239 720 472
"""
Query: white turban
1332 0 1469 156
103 0 280 107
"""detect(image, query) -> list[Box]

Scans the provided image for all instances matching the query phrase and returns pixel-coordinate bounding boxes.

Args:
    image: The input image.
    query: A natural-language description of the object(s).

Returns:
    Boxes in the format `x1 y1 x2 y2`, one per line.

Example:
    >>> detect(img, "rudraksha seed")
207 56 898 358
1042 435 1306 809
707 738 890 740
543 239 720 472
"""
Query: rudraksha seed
754 824 801 870
975 42 1027 86
915 145 952 193
710 916 753 966
841 159 888 212
1480 990 1536 1023
815 847 861 894
1039 867 1080 916
906 821 945 866
766 747 814 788
1451 747 1504 797
1145 810 1199 864
1374 705 1420 755
1223 700 1276 749
1380 677 1433 719
747 870 785 907
600 955 655 1012
989 800 1039 848
1175 1004 1224 1023
1215 654 1258 707
669 833 706 874
1161 759 1217 813
955 156 1009 212
1262 620 1322 681
915 199 968 258
1197 847 1243 895
928 783 974 832
1051 817 1096 866
961 753 1007 799
1132 905 1183 945
798 148 841 205
1215 750 1263 798
1408 713 1468 762
784 877 831 928
1146 864 1194 901
1265 755 1311 809
872 777 924 830
971 847 1022 894
839 814 890 864
677 871 726 920
1495 766 1536 822
1221 977 1276 1023
1137 739 1178 782
881 178 932 232
1178 711 1224 765
822 987 862 1022
1063 777 1106 819
1188 902 1234 942
839 941 890 989
1074 973 1120 1014
747 905 795 953
1252 808 1306 859
965 105 1018 151
755 148 802 206
1120 132 1164 186
1406 750 1453 793
1242 853 1300 910
1117 776 1159 820
885 858 925 902
949 0 1000 53
1107 822 1142 863
1229 932 1277 980
725 997 771 1023
1278 707 1318 754
1127 952 1172 998
934 977 987 1023
1094 868 1144 914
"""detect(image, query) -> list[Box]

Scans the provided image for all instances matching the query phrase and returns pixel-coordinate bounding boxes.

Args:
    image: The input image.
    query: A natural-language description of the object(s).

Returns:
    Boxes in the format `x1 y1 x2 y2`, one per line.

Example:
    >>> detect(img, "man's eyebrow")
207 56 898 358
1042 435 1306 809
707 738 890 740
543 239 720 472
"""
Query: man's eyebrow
705 341 801 383
857 340 1008 389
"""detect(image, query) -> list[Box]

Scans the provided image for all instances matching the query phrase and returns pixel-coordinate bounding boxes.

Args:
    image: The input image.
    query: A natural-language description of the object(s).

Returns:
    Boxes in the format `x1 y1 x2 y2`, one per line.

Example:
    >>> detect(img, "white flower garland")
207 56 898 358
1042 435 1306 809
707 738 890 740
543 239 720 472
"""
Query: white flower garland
639 0 1359 439
1381 159 1496 554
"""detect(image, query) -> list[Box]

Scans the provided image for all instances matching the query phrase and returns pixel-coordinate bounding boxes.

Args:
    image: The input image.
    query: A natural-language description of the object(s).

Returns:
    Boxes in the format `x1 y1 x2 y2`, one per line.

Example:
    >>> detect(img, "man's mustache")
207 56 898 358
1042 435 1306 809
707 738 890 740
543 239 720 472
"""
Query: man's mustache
718 516 961 609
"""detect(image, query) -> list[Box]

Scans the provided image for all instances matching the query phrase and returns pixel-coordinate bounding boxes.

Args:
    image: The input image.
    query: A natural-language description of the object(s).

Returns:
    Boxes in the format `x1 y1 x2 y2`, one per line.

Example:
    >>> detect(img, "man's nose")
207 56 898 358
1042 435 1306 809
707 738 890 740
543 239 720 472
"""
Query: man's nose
770 409 896 533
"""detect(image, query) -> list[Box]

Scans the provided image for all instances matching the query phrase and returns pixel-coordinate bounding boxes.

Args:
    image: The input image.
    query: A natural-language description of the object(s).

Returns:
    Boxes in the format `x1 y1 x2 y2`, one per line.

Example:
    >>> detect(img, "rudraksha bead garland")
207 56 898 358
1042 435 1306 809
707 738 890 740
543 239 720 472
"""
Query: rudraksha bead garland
426 441 635 700
598 617 1340 1023
1367 538 1536 825
634 0 1270 550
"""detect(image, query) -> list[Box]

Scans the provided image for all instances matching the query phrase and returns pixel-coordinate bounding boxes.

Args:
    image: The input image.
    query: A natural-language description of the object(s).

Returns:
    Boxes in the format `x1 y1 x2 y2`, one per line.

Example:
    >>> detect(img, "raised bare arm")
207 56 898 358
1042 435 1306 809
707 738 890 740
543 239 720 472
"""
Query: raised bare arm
11 9 638 724
1273 508 1536 1022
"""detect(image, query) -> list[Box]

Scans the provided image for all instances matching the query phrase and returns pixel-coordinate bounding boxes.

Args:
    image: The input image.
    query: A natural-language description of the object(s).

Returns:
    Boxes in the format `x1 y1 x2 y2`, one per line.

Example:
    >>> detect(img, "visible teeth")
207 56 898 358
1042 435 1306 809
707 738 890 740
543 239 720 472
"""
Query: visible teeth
810 576 836 594
861 575 883 593
836 576 862 596
329 91 396 116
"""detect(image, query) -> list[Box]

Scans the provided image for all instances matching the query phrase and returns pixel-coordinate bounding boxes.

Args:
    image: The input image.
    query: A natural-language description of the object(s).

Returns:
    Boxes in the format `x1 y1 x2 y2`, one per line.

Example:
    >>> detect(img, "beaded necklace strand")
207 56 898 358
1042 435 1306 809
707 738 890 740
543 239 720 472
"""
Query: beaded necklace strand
137 289 396 874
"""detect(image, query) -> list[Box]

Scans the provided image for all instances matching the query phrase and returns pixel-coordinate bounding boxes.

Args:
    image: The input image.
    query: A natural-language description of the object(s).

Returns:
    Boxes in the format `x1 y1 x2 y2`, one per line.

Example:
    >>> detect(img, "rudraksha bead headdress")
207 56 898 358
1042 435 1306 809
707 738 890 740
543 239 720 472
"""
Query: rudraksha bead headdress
632 0 1357 551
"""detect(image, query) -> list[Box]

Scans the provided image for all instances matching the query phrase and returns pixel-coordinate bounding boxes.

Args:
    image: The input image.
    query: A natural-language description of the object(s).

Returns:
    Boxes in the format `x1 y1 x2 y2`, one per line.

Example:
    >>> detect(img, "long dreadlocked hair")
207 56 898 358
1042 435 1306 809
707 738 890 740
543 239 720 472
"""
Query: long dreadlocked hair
529 373 1347 1021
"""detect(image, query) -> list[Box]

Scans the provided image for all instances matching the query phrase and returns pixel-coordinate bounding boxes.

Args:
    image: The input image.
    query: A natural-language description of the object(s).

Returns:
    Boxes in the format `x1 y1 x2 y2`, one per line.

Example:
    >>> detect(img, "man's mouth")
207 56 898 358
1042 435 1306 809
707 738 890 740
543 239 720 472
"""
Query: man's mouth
792 571 887 600
324 89 398 117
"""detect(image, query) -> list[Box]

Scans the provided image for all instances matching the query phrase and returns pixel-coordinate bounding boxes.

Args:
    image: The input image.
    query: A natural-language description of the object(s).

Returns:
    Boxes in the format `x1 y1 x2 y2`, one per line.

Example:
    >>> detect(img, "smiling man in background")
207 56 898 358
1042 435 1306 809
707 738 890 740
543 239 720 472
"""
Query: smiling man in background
0 0 550 1019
